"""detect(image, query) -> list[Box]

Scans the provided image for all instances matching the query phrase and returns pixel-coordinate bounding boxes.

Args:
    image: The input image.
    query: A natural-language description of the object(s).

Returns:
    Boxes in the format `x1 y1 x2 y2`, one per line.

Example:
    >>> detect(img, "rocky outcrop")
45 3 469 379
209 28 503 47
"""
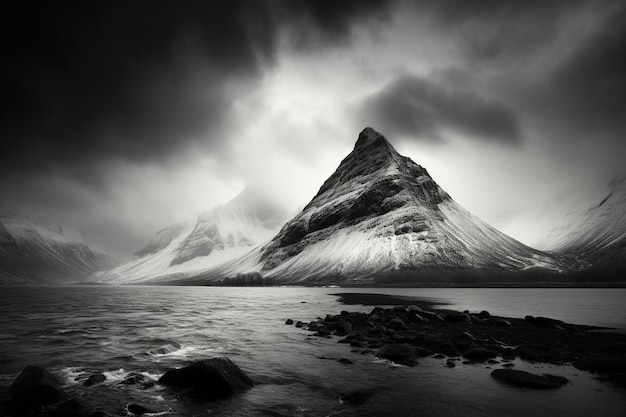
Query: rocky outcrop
171 220 225 265
158 358 253 401
7 365 67 407
491 369 568 389
290 293 626 386
1 365 100 417
82 373 106 387
133 222 189 257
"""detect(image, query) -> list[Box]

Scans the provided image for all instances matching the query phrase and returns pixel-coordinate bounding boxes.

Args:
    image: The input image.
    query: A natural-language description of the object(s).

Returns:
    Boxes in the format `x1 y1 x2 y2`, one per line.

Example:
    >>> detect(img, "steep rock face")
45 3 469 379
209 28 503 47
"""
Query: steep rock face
0 215 115 284
134 222 189 258
216 128 567 283
171 187 287 266
88 186 288 284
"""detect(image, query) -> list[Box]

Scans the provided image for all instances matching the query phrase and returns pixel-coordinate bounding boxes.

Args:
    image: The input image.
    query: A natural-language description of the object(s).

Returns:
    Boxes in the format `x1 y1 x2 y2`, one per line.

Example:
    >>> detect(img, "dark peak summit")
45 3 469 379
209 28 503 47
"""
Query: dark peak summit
315 128 426 197
354 127 393 150
262 128 449 260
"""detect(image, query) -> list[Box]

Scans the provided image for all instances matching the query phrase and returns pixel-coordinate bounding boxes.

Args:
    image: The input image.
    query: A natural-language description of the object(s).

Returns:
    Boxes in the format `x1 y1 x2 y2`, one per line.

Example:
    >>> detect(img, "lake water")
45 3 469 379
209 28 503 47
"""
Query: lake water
0 286 625 416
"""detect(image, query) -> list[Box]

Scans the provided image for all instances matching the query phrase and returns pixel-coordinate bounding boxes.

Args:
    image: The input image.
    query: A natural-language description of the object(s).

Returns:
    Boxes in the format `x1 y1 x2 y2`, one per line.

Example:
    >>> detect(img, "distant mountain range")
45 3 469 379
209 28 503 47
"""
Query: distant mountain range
505 178 626 272
0 214 115 284
5 128 624 285
88 187 290 284
90 127 618 286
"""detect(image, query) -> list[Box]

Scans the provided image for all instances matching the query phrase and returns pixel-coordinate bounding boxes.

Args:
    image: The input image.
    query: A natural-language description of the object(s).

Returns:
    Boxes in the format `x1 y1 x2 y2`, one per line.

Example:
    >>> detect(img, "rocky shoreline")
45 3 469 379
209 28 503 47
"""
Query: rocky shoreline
287 293 626 389
2 291 624 416
0 359 254 417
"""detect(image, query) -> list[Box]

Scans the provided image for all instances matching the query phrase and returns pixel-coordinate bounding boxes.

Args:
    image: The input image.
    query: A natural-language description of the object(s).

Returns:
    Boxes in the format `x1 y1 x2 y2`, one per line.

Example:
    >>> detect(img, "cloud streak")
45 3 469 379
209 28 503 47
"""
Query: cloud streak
358 74 520 145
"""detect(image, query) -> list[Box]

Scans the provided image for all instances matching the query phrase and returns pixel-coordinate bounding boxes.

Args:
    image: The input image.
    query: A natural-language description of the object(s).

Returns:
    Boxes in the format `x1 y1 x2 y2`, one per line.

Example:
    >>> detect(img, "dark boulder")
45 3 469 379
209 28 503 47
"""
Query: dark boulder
463 348 498 362
150 341 182 355
385 317 407 331
127 403 159 415
525 316 565 330
478 311 492 319
444 312 470 323
376 344 418 366
42 398 88 417
285 319 294 325
83 373 106 386
158 358 253 401
8 365 67 407
340 388 378 405
491 369 568 389
594 356 626 374
516 346 541 361
420 311 444 321
407 311 429 324
120 372 145 385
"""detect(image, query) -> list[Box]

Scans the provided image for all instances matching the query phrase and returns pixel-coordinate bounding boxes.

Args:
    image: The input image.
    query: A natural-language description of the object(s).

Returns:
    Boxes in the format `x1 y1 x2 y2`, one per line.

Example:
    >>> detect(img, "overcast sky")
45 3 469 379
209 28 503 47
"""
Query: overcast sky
2 0 625 257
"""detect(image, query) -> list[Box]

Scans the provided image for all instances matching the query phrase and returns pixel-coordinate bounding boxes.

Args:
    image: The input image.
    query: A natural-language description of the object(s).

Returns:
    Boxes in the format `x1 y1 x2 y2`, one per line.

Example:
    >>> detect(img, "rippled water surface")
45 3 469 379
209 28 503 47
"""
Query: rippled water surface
0 286 625 416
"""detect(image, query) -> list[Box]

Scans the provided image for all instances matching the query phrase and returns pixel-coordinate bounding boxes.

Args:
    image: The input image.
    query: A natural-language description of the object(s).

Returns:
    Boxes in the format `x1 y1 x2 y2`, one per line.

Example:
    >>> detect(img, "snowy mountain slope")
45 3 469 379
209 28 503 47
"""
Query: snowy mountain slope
175 128 569 285
88 187 289 284
509 178 626 269
0 214 116 284
560 178 626 268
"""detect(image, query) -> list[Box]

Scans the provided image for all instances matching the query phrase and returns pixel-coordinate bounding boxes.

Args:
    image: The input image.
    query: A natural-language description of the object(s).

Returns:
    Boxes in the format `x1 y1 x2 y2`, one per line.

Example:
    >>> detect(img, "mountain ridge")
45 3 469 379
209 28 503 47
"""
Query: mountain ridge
0 214 116 284
160 128 571 285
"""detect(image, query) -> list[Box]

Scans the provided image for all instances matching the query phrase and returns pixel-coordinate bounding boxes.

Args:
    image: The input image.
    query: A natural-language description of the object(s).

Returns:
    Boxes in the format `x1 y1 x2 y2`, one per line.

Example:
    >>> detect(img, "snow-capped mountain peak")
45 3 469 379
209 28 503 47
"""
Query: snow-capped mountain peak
231 127 567 283
0 214 115 284
88 186 290 284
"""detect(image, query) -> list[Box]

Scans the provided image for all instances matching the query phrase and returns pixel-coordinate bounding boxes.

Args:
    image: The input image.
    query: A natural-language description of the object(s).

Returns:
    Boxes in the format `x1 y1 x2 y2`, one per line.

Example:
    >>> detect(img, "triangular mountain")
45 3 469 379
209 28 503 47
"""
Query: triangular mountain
88 186 289 284
0 214 116 284
184 128 569 285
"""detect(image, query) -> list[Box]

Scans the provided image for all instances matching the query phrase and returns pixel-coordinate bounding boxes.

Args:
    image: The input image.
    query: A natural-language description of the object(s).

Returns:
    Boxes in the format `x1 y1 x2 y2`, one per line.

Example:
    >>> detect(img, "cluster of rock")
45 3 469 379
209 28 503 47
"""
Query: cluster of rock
0 358 253 417
286 299 626 388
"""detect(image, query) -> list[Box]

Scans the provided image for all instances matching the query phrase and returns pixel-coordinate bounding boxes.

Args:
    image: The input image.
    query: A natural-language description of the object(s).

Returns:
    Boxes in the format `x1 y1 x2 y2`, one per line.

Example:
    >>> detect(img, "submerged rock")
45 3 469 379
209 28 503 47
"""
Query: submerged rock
340 388 378 405
83 373 106 386
376 344 418 366
158 358 253 401
127 403 159 415
149 341 182 355
463 348 498 362
525 316 566 330
120 372 145 385
491 369 568 389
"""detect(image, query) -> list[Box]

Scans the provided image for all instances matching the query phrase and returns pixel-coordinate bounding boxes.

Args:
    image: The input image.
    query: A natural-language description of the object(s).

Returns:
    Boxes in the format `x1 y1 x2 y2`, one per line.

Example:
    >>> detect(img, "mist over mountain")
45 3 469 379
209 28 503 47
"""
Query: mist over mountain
136 128 572 285
0 214 115 284
519 178 626 270
88 187 290 284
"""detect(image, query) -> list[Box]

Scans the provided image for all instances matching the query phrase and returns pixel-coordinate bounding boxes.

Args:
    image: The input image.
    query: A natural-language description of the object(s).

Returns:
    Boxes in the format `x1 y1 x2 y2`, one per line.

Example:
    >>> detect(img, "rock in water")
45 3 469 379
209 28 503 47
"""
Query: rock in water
491 369 568 389
127 403 159 415
8 365 67 407
83 373 106 386
150 341 182 355
376 344 418 366
158 358 253 401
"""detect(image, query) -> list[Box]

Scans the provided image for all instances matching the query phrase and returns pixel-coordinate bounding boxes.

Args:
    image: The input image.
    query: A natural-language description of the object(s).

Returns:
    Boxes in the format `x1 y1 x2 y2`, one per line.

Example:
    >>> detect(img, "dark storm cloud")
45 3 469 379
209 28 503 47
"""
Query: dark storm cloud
0 0 391 182
544 5 626 139
359 75 520 144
